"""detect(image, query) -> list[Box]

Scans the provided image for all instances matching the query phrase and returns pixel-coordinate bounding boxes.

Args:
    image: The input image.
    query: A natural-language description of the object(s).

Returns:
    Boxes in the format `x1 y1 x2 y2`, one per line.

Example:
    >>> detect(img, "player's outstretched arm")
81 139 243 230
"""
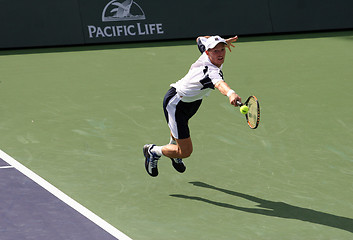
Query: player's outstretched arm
215 81 241 107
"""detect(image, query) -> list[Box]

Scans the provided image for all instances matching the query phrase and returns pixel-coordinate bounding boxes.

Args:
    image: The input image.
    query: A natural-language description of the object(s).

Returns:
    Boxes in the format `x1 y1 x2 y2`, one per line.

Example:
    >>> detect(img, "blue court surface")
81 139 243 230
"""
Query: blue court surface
0 150 132 240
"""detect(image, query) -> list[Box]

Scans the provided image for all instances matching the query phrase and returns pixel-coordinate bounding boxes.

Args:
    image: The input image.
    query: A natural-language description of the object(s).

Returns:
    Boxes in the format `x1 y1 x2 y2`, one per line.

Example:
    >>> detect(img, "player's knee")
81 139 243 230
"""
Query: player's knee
180 148 192 158
176 137 193 158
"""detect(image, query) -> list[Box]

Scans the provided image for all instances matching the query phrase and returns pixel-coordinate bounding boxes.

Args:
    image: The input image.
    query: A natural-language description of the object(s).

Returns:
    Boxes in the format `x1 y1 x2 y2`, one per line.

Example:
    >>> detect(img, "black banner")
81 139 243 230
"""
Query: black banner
77 0 273 44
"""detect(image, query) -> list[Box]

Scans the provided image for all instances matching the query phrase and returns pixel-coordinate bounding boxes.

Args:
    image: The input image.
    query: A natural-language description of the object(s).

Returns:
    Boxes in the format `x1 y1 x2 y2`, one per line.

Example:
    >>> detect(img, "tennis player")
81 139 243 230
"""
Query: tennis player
144 35 241 177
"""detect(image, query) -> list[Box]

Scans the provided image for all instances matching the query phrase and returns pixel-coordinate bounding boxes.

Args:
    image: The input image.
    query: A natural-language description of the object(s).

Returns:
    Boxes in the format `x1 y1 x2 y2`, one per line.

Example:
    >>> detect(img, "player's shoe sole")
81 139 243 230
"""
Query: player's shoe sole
143 144 159 177
170 158 186 173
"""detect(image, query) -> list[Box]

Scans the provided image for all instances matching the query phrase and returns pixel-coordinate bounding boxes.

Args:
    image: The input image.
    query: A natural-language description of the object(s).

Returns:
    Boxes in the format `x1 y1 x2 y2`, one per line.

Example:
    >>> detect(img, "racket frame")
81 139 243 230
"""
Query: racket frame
237 95 260 129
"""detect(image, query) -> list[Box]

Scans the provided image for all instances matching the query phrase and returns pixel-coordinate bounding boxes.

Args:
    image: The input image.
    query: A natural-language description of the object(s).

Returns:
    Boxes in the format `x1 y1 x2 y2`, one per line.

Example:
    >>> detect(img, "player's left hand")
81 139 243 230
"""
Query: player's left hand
225 36 238 52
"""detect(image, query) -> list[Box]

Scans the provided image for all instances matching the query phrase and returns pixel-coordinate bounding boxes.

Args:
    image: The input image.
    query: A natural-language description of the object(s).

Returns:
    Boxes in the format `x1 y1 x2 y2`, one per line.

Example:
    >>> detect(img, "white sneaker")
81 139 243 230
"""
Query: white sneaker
143 144 160 177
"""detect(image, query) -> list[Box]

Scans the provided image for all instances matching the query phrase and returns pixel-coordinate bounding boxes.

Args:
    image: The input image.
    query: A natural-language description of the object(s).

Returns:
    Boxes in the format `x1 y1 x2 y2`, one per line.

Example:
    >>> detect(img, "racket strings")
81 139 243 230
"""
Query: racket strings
246 97 260 129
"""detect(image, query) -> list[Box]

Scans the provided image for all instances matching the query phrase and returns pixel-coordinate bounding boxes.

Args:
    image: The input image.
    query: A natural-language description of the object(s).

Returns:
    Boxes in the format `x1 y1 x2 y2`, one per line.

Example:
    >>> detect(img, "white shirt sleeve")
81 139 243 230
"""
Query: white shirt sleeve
209 66 224 86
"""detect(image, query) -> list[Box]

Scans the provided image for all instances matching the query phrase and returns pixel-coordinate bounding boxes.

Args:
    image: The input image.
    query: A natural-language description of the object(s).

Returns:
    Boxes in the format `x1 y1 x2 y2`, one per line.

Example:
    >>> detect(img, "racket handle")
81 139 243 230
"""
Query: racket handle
236 101 243 106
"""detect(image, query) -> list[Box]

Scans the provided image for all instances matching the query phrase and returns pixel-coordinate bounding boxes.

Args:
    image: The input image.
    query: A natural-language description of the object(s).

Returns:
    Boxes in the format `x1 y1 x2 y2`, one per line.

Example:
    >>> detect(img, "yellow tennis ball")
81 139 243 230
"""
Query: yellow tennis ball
240 105 249 114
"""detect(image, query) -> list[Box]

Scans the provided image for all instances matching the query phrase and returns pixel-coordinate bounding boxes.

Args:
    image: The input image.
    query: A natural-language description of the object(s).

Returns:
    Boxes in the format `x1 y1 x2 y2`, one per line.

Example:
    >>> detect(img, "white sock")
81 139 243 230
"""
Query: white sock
151 145 163 157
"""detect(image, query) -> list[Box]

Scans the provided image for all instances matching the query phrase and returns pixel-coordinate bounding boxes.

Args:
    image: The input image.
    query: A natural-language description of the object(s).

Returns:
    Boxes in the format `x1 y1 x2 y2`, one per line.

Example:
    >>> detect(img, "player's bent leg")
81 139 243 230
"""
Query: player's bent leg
162 137 193 159
162 137 191 173
165 135 186 173
175 137 193 158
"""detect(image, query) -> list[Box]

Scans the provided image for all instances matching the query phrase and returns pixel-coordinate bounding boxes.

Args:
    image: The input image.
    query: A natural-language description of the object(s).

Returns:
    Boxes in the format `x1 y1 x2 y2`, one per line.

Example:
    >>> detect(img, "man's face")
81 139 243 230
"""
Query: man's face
206 43 226 67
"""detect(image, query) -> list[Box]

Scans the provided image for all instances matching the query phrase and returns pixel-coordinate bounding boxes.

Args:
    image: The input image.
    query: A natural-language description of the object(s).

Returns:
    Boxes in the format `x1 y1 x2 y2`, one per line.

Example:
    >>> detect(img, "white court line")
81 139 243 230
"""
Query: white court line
0 149 133 240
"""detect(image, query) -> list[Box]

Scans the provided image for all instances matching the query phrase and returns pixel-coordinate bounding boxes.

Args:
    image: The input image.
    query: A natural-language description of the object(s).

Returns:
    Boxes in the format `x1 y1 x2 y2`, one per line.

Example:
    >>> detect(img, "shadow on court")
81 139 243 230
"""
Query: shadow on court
170 182 353 234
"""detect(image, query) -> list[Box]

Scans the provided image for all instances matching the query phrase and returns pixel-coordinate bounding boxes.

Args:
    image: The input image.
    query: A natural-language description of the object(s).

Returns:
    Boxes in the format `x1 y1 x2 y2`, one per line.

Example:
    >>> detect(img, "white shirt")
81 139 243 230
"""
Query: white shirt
170 52 225 103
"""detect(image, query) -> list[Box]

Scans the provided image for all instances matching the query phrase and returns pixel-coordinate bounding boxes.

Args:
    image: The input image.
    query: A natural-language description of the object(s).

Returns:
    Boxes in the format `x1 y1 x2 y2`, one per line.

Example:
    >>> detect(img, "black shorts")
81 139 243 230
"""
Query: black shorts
163 87 202 139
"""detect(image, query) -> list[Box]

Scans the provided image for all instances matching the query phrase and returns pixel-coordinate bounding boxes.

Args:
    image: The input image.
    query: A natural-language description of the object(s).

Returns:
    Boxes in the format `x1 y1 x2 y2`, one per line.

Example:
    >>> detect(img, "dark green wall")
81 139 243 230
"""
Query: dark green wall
0 0 84 48
0 0 352 49
269 0 353 32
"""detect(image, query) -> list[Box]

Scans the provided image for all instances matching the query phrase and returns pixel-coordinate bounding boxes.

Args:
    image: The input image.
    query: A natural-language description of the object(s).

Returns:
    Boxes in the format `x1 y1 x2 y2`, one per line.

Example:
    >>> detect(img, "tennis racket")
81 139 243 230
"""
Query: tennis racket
236 96 260 129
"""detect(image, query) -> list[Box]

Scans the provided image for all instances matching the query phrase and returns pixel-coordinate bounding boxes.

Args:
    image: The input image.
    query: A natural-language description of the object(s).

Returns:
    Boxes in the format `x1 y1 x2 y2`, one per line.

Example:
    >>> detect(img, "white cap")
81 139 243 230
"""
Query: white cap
205 36 227 50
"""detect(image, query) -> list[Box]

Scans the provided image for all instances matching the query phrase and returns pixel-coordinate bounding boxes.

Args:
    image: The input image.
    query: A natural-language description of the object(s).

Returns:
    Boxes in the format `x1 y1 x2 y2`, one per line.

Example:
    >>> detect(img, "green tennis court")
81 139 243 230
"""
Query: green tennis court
1 31 352 240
